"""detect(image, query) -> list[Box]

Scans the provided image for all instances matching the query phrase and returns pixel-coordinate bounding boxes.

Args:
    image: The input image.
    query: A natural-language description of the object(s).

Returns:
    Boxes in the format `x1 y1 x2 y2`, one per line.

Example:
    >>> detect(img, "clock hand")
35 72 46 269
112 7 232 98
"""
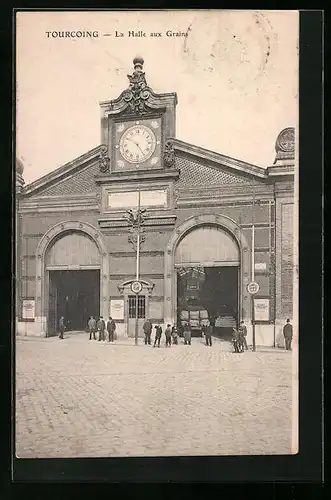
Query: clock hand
127 138 144 155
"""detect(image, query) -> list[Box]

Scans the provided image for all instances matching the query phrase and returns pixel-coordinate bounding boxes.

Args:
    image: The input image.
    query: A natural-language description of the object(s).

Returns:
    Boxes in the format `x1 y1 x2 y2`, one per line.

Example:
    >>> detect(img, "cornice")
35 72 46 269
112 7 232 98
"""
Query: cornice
19 193 99 213
266 164 295 177
172 139 268 179
22 145 102 197
98 212 177 229
95 168 179 184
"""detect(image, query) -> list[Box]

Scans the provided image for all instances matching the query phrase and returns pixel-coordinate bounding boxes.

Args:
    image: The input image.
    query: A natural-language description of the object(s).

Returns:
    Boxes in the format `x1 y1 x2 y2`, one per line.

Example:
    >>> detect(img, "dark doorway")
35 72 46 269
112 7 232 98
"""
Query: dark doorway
177 266 239 339
48 269 100 336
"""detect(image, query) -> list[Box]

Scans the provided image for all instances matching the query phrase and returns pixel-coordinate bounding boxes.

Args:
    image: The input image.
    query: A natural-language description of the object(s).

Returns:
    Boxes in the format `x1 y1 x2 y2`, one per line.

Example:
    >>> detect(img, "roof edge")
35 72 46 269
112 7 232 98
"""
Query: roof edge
171 139 268 179
22 145 102 196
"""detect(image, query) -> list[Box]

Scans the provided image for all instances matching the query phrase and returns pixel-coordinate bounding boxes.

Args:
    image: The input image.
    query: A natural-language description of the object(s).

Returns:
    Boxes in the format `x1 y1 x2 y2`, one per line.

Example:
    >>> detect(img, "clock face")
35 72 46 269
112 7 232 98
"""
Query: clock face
119 124 156 163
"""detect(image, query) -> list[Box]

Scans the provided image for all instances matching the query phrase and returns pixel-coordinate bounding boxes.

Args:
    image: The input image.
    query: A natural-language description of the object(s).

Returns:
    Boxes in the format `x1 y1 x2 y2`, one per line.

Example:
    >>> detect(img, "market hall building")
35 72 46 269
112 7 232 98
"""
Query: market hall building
16 57 295 346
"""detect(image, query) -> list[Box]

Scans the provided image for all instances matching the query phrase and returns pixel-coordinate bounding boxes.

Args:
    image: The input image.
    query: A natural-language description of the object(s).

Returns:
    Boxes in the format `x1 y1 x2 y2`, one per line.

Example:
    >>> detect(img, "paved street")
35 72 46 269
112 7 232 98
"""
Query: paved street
15 332 295 458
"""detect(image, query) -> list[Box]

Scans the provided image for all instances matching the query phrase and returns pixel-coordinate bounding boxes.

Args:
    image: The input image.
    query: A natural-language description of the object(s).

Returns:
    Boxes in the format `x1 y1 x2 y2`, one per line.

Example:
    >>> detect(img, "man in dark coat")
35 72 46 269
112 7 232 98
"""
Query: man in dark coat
88 316 97 340
153 325 162 348
238 321 248 350
59 316 65 339
165 324 172 347
205 322 213 347
232 328 240 353
143 319 152 345
283 318 293 350
97 316 106 341
107 316 116 342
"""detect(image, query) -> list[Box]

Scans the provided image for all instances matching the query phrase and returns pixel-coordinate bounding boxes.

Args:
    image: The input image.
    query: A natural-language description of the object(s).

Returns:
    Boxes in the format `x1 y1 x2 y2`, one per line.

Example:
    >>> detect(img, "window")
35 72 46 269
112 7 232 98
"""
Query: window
128 295 146 319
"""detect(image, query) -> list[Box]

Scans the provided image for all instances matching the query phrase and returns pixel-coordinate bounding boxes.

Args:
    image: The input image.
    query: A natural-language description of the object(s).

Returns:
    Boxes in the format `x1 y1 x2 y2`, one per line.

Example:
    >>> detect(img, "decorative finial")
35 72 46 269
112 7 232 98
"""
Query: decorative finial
16 157 25 193
123 57 151 115
16 157 24 175
133 56 144 71
273 127 295 164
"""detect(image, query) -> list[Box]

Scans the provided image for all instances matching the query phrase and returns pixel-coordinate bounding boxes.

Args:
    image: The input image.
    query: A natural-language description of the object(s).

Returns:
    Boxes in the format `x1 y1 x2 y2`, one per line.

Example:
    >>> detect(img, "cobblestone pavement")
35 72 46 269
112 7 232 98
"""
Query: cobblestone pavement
15 332 295 458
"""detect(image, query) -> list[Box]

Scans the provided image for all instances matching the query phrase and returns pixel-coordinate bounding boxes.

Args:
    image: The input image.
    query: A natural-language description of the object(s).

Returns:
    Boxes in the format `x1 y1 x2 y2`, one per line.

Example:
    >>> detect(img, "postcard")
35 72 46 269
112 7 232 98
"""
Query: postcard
15 10 299 460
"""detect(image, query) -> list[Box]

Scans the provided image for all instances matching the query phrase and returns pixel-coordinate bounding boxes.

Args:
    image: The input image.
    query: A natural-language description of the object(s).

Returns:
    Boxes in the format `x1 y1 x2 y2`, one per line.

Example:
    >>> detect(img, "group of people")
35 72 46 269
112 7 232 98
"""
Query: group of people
142 320 178 347
58 315 293 352
87 316 116 342
232 321 248 353
143 319 214 347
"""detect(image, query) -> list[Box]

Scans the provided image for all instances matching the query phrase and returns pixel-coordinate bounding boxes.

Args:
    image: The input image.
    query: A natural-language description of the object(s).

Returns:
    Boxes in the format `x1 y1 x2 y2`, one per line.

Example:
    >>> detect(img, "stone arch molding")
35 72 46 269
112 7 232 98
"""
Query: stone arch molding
163 213 252 325
35 221 110 335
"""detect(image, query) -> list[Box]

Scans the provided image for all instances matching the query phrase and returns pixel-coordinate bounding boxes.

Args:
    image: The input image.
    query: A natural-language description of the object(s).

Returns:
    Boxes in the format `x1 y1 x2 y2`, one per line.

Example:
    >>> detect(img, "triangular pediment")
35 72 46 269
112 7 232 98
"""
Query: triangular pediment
22 146 102 198
172 139 267 188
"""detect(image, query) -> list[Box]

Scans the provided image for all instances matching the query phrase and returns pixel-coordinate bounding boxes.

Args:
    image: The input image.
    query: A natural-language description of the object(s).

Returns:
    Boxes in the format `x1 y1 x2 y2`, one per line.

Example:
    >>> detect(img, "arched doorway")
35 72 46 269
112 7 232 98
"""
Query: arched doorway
175 225 240 339
46 231 101 334
164 214 251 337
35 221 110 337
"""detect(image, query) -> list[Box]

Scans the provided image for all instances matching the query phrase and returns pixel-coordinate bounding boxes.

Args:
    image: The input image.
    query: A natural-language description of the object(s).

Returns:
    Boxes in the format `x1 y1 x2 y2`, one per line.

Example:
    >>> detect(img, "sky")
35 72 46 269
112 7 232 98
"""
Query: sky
16 10 299 185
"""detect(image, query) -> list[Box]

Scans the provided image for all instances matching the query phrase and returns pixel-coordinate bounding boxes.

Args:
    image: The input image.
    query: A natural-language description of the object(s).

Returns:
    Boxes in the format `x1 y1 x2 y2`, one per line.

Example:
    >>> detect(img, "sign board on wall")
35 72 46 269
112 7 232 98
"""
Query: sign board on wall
254 298 270 321
22 300 35 320
254 262 267 272
110 300 124 320
108 189 167 209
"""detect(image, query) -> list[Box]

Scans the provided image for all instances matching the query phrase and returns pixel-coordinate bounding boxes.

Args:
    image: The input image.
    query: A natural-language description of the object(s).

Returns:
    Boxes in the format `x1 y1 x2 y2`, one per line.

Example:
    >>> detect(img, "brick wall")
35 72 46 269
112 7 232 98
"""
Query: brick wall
281 203 294 318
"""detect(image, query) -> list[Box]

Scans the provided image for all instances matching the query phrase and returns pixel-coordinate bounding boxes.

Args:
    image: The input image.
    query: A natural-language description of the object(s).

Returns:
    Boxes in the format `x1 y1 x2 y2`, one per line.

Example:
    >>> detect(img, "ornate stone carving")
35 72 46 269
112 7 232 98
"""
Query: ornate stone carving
122 57 152 116
163 140 176 168
276 127 295 152
273 127 295 164
99 145 110 173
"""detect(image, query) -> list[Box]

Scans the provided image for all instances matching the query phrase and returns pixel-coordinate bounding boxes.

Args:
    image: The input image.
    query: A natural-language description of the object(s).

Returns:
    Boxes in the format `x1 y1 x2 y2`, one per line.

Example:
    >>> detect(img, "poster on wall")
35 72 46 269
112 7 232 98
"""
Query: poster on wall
110 299 124 320
254 298 270 321
22 299 35 319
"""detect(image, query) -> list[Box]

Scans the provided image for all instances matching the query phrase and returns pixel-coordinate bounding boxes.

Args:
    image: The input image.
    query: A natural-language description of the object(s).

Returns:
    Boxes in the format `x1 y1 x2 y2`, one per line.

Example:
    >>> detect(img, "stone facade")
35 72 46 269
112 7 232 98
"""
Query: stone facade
16 59 295 346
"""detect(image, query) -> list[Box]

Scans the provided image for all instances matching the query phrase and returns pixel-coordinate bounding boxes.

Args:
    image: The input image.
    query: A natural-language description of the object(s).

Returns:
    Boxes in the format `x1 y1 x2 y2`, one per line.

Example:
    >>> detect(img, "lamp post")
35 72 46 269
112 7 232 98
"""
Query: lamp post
125 187 146 346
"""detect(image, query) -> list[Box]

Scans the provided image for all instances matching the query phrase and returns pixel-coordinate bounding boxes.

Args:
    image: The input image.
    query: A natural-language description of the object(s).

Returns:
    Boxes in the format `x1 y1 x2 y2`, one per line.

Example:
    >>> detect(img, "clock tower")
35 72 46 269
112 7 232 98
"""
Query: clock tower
98 56 178 173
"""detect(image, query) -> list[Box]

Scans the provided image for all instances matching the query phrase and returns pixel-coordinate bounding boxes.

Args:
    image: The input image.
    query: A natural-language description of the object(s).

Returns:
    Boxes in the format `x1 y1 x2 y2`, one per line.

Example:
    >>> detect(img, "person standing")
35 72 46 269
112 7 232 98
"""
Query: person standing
205 321 213 347
183 322 191 345
88 316 97 340
153 324 162 348
171 324 178 345
238 321 248 350
107 316 116 342
59 316 65 339
165 324 172 347
97 316 106 341
283 318 293 350
232 328 240 353
143 319 152 345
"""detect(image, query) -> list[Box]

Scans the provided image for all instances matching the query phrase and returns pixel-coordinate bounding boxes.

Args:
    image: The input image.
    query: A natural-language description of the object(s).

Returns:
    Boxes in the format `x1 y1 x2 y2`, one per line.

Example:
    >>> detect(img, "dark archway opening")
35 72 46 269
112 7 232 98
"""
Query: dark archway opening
48 269 100 335
177 266 239 339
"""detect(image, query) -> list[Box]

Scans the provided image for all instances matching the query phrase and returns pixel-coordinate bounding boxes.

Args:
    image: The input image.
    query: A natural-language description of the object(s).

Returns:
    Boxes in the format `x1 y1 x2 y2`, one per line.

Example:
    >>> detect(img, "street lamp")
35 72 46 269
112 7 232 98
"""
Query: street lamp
124 187 146 345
